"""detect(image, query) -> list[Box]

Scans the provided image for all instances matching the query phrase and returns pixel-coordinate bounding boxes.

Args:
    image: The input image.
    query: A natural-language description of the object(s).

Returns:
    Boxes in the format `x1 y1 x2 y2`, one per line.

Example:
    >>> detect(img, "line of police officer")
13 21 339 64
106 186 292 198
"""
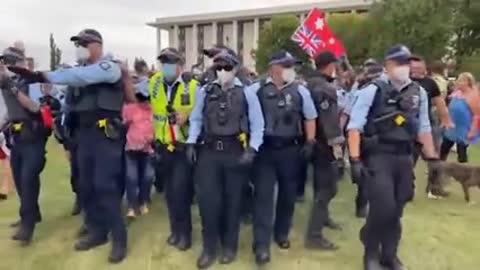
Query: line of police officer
1 29 440 270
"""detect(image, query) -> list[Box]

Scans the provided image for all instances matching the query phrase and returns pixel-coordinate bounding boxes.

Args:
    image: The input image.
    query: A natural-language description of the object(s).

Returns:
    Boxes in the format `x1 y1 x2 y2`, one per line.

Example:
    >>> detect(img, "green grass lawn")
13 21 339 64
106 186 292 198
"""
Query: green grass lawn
0 141 479 270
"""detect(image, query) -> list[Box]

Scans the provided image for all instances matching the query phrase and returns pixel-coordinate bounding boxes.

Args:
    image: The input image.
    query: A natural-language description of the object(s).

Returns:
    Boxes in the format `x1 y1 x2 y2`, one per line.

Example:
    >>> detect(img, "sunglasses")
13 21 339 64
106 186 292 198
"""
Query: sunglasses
74 40 91 48
215 65 234 72
160 58 180 65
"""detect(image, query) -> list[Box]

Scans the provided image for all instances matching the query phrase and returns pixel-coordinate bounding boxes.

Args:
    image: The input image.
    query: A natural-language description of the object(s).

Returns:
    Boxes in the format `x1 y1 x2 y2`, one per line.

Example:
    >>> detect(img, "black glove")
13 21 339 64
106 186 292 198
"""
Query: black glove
238 147 256 166
7 66 46 84
333 158 345 178
301 140 316 161
185 143 197 164
350 159 365 184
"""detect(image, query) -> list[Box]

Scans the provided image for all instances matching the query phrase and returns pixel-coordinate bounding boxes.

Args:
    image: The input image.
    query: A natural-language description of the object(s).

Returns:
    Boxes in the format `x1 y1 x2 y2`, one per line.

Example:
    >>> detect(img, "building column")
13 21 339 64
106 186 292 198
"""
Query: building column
253 17 259 50
192 23 198 65
232 20 238 53
156 27 162 57
173 24 179 48
212 22 218 45
300 13 306 22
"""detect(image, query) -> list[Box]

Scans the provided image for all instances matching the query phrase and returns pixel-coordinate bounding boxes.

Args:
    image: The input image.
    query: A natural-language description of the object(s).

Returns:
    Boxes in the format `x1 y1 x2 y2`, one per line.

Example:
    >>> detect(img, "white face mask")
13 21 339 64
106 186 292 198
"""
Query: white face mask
281 68 296 84
216 70 235 86
75 46 91 62
391 66 410 83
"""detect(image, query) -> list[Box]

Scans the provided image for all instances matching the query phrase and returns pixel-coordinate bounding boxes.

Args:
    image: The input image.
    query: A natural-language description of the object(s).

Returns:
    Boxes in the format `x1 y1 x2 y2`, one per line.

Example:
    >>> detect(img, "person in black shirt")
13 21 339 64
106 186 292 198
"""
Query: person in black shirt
410 55 453 198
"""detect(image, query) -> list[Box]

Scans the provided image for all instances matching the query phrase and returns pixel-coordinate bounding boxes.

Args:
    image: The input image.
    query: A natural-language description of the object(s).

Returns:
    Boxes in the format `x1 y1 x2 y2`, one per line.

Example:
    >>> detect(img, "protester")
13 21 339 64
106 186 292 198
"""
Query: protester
0 132 13 201
440 72 480 163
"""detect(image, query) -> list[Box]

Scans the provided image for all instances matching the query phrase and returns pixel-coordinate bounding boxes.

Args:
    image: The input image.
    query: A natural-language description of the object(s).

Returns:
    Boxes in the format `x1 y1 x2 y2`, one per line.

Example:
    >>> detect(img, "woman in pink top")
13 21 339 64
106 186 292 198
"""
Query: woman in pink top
122 86 154 220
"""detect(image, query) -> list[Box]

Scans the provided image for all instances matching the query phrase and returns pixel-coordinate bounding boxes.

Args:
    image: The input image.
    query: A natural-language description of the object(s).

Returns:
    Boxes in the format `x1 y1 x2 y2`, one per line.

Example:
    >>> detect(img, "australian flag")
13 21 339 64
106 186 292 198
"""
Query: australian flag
291 25 324 57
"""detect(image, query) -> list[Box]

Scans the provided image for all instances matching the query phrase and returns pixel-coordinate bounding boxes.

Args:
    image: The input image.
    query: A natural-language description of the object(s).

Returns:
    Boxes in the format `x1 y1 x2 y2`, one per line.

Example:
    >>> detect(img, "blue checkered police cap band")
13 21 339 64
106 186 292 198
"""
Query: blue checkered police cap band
384 45 412 63
0 47 25 62
268 50 300 66
213 52 240 66
70 29 103 44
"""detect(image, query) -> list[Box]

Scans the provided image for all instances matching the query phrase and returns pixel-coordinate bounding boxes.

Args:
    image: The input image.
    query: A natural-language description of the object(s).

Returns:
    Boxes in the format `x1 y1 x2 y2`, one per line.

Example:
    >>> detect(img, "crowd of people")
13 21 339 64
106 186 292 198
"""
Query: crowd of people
0 28 479 270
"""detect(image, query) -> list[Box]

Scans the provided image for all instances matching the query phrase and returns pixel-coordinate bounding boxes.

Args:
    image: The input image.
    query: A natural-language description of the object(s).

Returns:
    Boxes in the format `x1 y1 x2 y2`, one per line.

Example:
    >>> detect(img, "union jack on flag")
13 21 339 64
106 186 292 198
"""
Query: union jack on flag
291 25 324 57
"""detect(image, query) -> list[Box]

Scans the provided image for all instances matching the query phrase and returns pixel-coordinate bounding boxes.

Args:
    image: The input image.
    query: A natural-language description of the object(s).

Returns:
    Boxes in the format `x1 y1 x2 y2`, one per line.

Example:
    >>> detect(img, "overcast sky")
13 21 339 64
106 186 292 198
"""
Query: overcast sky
0 0 323 69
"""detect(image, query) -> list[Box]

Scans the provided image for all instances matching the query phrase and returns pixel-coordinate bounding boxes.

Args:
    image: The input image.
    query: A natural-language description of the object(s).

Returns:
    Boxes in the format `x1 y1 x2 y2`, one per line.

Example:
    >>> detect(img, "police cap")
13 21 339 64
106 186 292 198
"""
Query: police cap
268 50 301 66
70 29 103 44
212 51 239 67
384 44 413 65
203 45 236 59
157 47 184 64
0 47 26 64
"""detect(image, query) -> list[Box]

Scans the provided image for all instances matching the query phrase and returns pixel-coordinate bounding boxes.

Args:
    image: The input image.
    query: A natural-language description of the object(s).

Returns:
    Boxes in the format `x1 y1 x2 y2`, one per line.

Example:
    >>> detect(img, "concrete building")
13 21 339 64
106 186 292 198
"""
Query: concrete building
147 0 373 71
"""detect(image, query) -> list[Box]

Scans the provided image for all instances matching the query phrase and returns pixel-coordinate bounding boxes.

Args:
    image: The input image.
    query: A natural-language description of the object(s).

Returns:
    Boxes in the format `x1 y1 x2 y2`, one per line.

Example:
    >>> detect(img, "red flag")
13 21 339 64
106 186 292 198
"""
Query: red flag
292 8 346 58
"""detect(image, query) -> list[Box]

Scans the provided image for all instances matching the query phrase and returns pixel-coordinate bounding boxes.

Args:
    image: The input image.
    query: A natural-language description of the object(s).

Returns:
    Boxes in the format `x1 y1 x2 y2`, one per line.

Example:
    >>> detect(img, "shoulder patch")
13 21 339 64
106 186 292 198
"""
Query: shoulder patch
99 62 112 71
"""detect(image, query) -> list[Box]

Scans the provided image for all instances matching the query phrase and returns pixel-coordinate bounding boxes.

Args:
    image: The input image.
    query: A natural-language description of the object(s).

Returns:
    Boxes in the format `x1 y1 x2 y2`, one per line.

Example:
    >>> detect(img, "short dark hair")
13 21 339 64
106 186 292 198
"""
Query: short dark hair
409 54 425 62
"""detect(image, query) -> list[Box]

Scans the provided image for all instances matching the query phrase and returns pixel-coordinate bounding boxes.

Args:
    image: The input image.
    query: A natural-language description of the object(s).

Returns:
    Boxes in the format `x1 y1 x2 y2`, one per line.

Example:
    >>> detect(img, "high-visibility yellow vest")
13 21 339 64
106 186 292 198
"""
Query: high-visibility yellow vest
148 72 197 145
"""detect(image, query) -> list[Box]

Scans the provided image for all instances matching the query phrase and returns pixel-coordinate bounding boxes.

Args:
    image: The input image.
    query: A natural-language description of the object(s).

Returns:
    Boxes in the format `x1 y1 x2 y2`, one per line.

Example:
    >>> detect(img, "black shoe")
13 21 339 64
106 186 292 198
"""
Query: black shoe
0 193 7 200
176 235 192 251
356 205 368 218
197 251 216 269
74 234 108 251
108 243 127 264
275 238 291 249
10 220 21 228
76 224 89 238
167 233 180 247
71 198 81 216
305 236 339 250
381 257 405 270
255 250 271 266
219 250 236 265
364 256 385 270
12 225 34 246
325 218 342 230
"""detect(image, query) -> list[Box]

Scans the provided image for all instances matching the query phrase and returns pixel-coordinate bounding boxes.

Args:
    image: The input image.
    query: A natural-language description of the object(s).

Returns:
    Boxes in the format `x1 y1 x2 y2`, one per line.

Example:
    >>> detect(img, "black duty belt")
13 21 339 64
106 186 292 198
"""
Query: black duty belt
262 136 300 149
203 136 243 152
74 111 121 128
373 142 413 155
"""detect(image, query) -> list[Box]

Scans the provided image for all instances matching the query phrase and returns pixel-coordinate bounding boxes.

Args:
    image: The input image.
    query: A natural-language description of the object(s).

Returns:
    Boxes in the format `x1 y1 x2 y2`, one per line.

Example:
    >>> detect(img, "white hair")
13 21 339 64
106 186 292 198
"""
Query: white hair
12 40 25 52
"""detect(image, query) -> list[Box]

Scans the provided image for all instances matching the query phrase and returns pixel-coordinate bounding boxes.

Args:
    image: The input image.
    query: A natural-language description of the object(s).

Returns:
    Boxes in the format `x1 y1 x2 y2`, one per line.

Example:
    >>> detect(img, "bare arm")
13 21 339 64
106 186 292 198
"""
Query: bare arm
304 119 316 142
347 129 361 159
432 96 454 128
466 93 480 137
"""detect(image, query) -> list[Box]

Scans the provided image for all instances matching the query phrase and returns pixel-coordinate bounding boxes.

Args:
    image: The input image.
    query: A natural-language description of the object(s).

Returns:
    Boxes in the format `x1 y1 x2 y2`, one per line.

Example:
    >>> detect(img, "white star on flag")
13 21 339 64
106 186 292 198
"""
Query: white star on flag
329 38 335 44
315 18 324 30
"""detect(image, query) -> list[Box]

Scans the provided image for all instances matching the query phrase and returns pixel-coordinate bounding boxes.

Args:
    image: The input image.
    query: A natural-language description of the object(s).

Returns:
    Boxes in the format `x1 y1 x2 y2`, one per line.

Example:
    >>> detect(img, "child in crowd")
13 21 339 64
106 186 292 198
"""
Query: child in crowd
122 85 154 220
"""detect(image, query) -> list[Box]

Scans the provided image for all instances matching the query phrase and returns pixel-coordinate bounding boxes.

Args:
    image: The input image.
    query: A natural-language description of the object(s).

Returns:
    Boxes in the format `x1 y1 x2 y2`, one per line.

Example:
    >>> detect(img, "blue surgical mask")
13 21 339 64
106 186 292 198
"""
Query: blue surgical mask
161 63 177 81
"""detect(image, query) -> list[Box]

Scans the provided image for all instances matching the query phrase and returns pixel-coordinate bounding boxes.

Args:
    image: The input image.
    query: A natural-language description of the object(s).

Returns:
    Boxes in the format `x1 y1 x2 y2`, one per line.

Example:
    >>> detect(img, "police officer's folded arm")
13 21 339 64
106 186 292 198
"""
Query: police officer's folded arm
416 88 437 158
244 86 265 151
186 86 206 144
44 61 121 87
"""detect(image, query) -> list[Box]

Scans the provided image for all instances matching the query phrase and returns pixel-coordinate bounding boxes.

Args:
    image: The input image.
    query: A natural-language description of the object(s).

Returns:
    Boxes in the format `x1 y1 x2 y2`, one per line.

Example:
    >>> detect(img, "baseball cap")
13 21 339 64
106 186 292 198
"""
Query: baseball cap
363 58 378 67
384 44 412 64
213 51 240 67
70 29 103 44
268 50 301 66
314 50 338 69
364 63 384 81
0 47 26 64
157 47 184 64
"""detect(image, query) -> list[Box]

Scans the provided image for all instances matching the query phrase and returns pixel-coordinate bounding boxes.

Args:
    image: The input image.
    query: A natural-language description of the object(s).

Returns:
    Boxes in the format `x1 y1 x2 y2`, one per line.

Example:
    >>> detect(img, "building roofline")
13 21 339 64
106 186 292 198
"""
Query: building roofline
147 0 373 28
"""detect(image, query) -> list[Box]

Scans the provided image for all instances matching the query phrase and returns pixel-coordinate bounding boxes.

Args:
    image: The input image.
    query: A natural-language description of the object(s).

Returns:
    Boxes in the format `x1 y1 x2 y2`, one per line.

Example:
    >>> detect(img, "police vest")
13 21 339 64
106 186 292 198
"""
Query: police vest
257 81 303 138
148 72 197 144
203 83 248 137
1 78 31 121
69 81 124 113
364 80 421 143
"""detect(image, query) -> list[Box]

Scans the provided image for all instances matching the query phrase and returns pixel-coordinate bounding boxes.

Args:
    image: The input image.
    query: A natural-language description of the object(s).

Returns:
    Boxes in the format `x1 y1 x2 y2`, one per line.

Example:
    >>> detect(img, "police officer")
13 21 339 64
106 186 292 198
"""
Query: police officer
9 29 128 263
343 62 384 218
304 50 345 251
0 47 48 245
186 51 264 269
347 45 438 270
145 48 198 251
250 50 317 265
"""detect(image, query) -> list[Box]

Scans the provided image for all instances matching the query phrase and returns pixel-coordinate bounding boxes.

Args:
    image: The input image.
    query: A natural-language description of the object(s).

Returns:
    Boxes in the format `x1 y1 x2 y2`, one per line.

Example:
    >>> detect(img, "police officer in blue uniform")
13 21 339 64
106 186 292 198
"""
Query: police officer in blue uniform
249 50 317 265
347 45 438 270
1 47 49 245
186 52 264 269
9 29 128 263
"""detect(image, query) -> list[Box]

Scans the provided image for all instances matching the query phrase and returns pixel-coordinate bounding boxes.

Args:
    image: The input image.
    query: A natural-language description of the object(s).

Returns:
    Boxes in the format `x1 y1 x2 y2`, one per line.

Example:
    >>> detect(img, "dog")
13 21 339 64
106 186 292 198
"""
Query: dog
428 161 480 203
